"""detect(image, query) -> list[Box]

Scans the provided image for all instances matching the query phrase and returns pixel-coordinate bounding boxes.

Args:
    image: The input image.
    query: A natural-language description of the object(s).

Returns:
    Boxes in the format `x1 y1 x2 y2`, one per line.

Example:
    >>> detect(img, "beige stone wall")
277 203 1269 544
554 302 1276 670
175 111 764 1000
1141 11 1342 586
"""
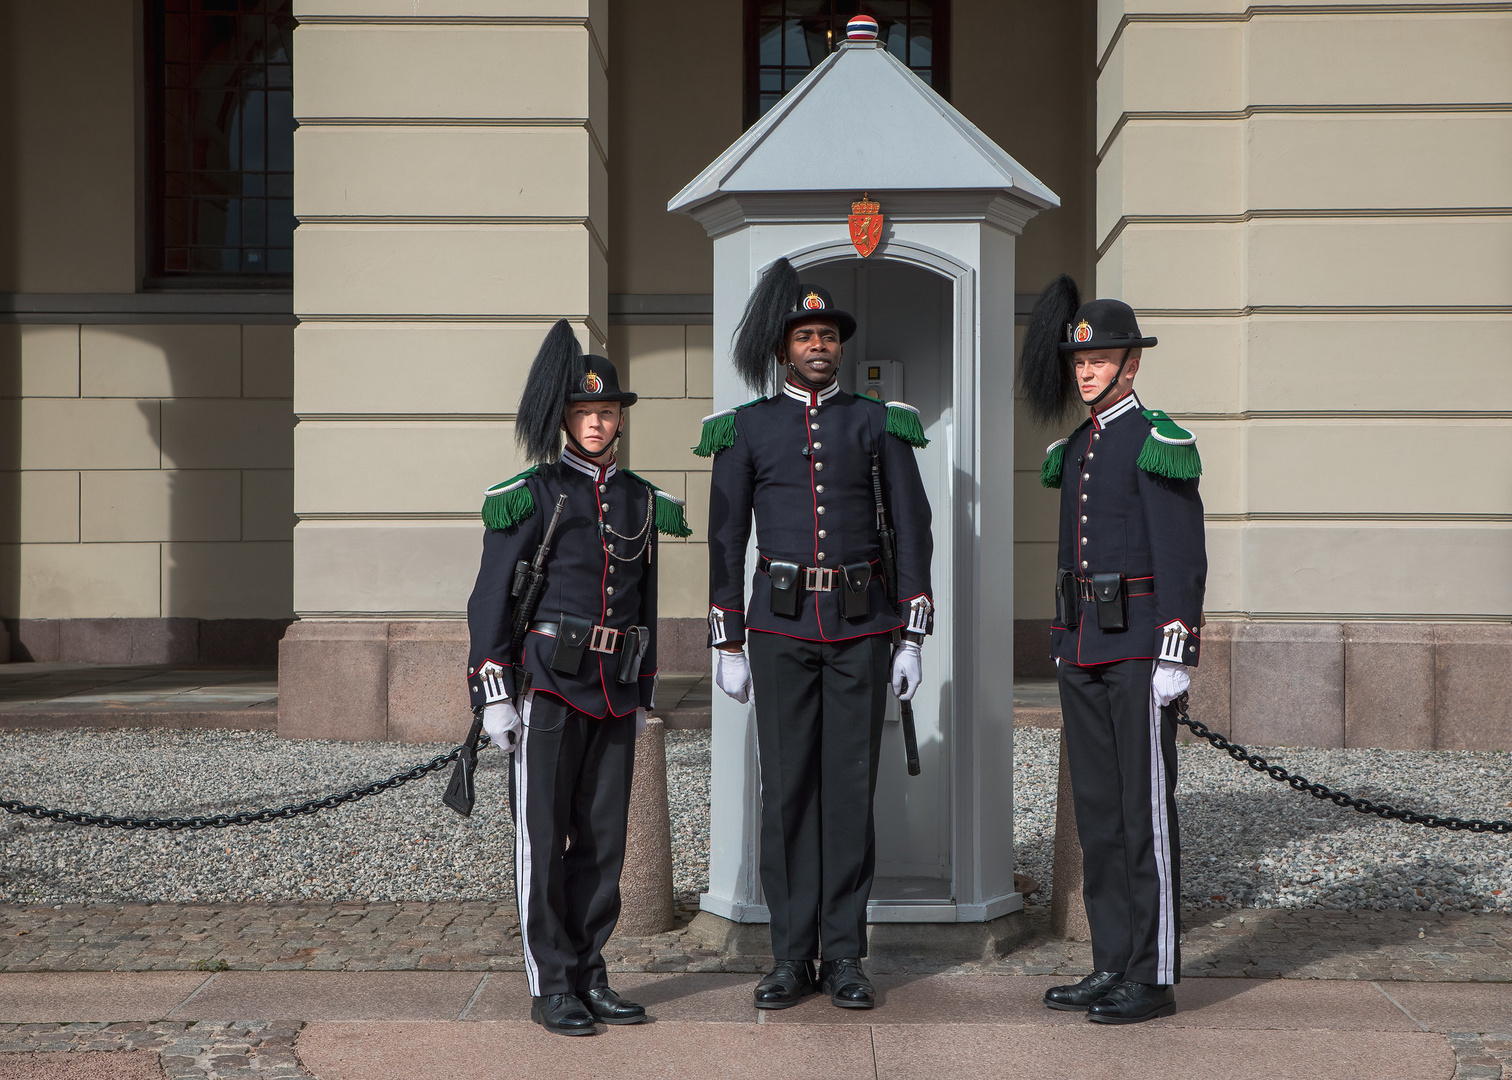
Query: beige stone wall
1095 2 1512 622
0 323 294 619
0 3 296 628
290 1 608 621
612 323 714 619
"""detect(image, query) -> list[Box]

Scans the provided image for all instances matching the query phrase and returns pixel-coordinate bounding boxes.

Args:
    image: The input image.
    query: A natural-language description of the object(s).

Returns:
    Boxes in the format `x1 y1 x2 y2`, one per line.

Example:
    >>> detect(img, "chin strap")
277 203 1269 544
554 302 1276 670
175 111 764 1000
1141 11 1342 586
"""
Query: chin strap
1084 348 1133 410
785 362 837 392
562 429 620 462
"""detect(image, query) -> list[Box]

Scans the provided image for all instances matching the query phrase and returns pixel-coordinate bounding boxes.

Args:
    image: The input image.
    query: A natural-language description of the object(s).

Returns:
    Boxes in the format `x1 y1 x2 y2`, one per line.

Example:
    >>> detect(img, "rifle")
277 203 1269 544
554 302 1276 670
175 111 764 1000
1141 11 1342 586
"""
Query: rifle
871 455 921 777
443 492 570 816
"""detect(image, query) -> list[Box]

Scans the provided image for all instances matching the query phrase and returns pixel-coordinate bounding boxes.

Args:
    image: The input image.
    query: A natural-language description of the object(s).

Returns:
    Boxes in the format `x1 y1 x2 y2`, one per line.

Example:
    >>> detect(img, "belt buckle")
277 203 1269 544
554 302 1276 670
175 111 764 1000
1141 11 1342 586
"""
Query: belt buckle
589 624 621 654
804 567 836 592
1078 578 1095 603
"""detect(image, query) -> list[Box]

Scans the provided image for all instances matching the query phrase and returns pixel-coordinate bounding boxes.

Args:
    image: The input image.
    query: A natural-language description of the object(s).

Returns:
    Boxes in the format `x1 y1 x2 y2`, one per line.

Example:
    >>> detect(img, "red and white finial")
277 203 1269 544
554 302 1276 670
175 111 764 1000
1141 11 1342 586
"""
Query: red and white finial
846 14 879 41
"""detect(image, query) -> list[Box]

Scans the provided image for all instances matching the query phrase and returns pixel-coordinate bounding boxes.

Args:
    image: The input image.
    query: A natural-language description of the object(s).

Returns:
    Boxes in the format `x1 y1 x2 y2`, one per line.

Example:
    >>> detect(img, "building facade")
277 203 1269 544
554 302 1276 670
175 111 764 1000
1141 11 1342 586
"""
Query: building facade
1 0 1508 748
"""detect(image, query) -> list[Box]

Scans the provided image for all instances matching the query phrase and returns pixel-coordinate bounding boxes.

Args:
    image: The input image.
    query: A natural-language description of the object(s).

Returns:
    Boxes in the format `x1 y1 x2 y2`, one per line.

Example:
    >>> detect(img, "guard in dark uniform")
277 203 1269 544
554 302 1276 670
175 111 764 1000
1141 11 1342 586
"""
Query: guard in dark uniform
1020 276 1206 1024
697 258 934 1010
466 321 690 1036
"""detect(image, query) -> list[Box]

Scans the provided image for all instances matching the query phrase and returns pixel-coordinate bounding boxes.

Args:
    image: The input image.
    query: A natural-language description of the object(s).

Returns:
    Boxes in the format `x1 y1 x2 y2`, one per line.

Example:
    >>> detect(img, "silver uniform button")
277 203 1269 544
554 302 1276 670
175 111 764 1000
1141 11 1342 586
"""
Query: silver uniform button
814 462 823 471
1081 537 1088 546
605 607 613 617
608 542 616 552
1081 494 1088 503
598 484 606 492
818 529 827 538
1081 560 1088 570
1087 452 1095 459
1082 472 1090 480
1081 515 1088 523
609 565 616 574
817 506 826 515
810 408 818 416
1092 433 1100 441
606 586 614 595
811 423 819 430
816 484 824 493
817 552 826 561
601 502 610 512
813 442 822 450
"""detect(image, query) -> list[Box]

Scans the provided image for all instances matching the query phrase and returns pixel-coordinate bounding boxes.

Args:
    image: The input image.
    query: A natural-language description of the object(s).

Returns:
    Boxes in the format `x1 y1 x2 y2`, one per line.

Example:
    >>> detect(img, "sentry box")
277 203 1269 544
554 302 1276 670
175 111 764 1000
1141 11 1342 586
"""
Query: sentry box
670 27 1058 928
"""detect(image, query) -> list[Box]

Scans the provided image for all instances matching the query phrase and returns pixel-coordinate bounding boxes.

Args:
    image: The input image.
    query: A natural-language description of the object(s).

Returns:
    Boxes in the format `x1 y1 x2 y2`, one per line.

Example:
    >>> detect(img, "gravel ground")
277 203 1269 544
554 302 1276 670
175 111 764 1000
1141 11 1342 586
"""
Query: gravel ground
2 726 1509 912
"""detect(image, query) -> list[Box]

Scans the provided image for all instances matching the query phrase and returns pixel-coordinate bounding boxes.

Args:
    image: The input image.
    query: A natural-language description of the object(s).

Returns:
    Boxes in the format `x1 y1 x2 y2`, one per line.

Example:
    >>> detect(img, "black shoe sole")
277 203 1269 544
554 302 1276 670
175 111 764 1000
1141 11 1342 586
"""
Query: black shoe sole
753 989 814 1010
1044 999 1092 1012
828 994 875 1009
533 1019 599 1036
591 1013 647 1025
1086 1002 1176 1025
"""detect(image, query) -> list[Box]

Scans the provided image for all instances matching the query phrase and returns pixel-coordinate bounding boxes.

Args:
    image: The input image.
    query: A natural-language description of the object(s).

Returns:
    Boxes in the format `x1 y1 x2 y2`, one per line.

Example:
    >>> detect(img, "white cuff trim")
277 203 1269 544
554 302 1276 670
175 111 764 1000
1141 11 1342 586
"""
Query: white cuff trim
708 607 731 646
906 596 934 635
1158 621 1190 663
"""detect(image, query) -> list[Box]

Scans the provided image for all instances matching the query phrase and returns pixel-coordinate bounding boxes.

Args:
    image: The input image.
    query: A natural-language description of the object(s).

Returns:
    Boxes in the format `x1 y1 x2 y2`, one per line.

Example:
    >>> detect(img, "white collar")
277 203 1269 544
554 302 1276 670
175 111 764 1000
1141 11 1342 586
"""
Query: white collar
1092 391 1141 429
561 445 617 481
781 378 841 407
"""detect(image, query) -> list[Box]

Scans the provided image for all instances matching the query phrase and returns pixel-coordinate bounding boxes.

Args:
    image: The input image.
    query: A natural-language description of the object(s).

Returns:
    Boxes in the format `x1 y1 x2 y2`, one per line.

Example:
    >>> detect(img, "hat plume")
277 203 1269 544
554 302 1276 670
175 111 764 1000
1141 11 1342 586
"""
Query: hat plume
1019 274 1081 425
732 257 800 394
516 319 586 464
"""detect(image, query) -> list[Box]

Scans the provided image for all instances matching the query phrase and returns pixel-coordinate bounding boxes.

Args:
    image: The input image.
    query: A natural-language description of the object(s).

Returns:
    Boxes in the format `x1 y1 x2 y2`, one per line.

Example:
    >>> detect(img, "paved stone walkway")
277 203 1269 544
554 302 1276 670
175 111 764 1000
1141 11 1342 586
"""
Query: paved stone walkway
3 901 1509 982
0 665 277 731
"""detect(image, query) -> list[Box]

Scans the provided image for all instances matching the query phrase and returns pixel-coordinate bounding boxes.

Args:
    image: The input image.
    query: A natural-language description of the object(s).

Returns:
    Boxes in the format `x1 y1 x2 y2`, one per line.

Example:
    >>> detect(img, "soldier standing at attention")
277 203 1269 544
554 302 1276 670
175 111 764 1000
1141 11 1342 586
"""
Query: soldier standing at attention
697 258 935 1011
466 321 690 1036
1022 276 1207 1025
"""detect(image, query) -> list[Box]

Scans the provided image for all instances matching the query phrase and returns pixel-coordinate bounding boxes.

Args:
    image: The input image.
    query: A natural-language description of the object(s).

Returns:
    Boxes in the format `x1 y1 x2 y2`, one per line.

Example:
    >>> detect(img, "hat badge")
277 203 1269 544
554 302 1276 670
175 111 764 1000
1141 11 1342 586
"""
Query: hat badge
803 292 825 311
1073 320 1093 344
583 370 603 393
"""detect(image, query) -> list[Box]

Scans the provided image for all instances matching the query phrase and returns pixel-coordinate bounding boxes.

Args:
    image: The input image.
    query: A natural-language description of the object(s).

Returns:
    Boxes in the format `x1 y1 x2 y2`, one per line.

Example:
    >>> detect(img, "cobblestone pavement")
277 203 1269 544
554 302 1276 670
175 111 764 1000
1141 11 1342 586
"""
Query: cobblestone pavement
2 900 1509 982
0 1020 303 1079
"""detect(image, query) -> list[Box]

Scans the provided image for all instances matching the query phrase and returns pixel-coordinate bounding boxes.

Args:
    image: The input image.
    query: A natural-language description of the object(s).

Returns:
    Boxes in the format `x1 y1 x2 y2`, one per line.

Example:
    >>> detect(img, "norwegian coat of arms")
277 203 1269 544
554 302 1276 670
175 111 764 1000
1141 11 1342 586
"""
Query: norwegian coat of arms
849 194 883 258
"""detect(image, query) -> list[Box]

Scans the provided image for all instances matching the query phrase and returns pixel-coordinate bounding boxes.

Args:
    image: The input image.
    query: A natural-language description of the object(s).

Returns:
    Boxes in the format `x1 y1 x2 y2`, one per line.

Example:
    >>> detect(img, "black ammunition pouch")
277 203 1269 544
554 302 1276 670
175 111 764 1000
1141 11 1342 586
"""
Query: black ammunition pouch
1056 569 1079 630
1092 572 1128 632
767 560 801 617
839 562 872 620
616 625 650 684
550 614 594 675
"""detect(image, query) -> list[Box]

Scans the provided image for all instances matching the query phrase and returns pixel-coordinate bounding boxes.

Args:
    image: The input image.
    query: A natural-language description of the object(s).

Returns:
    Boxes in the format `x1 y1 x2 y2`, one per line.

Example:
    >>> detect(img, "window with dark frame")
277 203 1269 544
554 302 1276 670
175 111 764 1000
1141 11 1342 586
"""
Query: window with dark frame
146 0 295 284
745 0 949 127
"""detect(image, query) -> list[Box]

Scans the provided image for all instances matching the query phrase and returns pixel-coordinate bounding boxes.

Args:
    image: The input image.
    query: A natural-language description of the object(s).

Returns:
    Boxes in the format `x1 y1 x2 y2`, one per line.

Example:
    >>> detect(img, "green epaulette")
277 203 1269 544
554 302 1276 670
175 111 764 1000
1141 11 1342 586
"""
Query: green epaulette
621 469 693 538
882 400 929 448
1137 410 1202 480
692 398 764 458
480 466 543 530
1040 438 1069 489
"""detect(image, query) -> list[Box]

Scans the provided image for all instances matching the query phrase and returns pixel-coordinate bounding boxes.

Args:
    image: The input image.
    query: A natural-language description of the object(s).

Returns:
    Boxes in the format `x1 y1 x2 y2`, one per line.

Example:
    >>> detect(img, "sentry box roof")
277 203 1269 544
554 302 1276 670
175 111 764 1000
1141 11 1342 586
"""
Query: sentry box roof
668 37 1059 216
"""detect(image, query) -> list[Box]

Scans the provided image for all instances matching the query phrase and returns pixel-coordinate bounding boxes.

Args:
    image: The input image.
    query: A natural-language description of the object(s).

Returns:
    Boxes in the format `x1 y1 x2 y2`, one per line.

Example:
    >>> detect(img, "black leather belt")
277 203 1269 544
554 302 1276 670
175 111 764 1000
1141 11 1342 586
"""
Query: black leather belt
758 555 880 593
1070 574 1153 601
530 620 627 654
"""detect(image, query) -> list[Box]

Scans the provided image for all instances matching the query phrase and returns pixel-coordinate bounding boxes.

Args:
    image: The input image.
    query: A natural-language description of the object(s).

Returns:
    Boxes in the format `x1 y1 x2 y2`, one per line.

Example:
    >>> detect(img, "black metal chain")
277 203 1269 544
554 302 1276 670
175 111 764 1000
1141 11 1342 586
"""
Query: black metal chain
1172 694 1512 834
0 744 474 832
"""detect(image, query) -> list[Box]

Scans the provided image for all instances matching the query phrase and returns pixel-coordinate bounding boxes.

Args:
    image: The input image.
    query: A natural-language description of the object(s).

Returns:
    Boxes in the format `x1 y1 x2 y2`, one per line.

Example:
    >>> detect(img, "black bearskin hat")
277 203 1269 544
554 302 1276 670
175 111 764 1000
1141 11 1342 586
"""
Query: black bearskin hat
515 320 635 464
731 258 857 394
1019 274 1082 425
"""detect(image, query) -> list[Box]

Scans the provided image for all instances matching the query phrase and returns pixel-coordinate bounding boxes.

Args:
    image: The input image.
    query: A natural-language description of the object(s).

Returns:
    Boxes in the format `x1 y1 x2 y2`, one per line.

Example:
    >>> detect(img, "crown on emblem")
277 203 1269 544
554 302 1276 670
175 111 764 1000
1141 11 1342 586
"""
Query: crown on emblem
583 370 603 392
1072 320 1093 344
802 292 825 310
851 197 880 215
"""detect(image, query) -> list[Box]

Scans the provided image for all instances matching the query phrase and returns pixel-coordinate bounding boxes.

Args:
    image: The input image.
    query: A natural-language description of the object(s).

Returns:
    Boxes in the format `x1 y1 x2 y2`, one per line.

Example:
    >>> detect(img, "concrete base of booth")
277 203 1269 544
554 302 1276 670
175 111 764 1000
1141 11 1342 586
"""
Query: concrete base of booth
687 909 1035 964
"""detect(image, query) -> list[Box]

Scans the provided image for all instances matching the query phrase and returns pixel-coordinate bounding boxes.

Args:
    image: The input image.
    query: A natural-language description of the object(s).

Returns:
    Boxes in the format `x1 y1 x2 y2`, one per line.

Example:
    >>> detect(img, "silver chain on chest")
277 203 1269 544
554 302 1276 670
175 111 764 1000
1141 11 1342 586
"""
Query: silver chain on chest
599 488 655 563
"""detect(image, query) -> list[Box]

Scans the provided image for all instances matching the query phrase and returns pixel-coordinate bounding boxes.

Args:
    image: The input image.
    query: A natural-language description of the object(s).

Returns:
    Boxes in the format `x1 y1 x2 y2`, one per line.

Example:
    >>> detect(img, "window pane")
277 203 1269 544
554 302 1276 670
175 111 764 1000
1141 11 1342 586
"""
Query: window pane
152 0 296 280
909 26 931 67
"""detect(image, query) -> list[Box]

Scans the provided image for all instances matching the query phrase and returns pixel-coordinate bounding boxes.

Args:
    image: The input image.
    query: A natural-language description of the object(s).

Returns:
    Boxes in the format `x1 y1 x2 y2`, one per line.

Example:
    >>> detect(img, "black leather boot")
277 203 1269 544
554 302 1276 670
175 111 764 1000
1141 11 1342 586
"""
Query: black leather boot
753 960 816 1010
1086 981 1176 1024
580 986 647 1025
530 993 597 1035
1043 970 1125 1012
818 958 875 1009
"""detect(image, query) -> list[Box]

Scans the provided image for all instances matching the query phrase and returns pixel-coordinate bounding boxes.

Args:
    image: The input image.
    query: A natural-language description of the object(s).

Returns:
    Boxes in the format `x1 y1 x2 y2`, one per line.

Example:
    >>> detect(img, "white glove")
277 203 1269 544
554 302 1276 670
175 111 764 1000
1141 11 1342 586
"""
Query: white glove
1151 660 1191 708
891 640 923 702
482 700 521 752
715 648 753 704
635 707 648 738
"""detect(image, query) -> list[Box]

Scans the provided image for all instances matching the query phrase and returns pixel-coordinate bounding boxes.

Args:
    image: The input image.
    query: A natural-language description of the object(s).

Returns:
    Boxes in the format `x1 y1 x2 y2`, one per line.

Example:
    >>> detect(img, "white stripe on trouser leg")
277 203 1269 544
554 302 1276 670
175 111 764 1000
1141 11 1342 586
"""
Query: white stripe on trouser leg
512 692 542 996
1147 663 1177 984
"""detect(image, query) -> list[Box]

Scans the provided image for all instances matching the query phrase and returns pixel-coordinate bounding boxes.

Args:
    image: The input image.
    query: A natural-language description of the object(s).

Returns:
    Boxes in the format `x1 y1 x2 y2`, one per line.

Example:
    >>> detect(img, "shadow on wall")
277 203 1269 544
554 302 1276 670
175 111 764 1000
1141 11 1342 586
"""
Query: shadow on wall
0 2 20 663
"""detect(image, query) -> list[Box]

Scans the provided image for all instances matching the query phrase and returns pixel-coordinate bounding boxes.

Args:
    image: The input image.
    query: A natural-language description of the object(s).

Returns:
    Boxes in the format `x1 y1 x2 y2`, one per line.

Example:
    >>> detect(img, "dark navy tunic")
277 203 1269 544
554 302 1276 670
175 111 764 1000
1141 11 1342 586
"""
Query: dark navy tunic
466 451 659 718
1049 392 1207 667
706 378 934 645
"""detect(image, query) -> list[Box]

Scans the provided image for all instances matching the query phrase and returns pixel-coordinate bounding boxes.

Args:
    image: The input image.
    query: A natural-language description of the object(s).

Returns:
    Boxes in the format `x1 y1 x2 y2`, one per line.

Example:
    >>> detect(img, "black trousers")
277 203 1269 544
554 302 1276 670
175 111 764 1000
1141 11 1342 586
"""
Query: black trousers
509 693 635 997
1057 658 1182 985
748 630 891 961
